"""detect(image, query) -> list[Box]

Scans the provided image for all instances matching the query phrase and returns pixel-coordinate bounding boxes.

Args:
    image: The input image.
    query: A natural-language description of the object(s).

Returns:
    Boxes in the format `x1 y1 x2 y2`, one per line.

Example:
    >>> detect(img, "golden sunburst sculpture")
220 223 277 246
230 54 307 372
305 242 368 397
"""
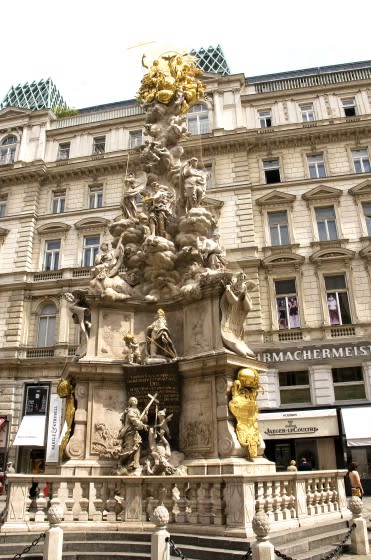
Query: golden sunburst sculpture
138 49 206 114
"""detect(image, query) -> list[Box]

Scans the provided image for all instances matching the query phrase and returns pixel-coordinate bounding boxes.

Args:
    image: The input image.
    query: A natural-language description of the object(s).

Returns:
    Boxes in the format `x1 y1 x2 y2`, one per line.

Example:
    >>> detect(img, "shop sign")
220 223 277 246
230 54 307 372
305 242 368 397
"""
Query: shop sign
258 409 339 439
45 394 62 463
256 344 371 364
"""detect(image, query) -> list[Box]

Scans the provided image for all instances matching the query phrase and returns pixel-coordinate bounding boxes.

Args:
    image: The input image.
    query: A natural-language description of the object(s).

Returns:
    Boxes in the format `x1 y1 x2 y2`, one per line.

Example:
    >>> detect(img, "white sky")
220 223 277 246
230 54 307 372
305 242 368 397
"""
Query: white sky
1 0 370 109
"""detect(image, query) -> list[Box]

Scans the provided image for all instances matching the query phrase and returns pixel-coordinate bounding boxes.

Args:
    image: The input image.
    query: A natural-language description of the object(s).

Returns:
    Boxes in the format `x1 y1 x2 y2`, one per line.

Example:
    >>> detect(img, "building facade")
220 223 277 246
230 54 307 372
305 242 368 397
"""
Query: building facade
0 60 371 486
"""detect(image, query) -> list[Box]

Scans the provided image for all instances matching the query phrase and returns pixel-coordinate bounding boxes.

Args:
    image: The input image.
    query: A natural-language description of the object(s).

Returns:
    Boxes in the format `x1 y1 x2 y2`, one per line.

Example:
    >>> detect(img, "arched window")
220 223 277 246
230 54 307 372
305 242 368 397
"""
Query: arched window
0 135 17 164
187 103 209 135
37 304 56 347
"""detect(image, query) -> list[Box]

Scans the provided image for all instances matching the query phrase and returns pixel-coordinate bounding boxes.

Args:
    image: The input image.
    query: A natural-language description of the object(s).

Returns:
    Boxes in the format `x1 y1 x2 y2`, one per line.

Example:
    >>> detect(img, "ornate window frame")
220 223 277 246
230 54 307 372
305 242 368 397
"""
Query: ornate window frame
309 248 357 326
349 179 371 239
74 217 109 267
262 252 306 331
302 184 344 245
256 190 297 251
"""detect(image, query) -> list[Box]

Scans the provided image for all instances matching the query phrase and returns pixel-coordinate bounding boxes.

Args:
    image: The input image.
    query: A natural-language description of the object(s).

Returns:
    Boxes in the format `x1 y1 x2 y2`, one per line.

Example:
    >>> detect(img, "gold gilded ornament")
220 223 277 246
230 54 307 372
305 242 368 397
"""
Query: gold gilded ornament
229 368 261 459
57 378 75 460
138 51 205 114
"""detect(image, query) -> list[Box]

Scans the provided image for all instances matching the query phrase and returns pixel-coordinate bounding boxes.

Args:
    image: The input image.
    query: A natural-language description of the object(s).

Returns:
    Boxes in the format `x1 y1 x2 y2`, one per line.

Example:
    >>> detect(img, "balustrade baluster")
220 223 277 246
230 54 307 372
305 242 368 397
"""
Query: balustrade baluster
35 486 48 522
280 480 290 520
78 482 89 521
272 480 283 521
92 481 104 521
63 481 75 521
210 482 224 526
255 481 265 515
313 478 321 514
105 481 117 522
186 482 198 524
24 494 32 522
264 481 274 520
306 478 315 516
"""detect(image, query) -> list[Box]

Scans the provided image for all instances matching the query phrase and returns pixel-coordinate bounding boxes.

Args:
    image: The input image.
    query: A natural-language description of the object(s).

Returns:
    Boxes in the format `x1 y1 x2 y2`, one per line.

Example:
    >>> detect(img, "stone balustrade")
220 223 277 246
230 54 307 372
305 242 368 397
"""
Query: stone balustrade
2 470 350 536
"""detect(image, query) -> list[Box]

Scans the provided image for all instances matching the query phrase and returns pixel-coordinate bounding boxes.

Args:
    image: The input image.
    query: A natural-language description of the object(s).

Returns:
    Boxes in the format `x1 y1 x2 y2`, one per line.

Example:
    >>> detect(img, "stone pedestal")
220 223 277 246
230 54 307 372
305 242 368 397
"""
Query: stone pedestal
57 287 269 475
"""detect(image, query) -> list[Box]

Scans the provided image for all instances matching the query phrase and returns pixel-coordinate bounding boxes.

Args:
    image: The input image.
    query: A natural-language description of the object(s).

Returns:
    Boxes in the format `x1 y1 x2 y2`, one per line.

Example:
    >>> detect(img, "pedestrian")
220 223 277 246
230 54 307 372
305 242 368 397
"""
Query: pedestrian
287 459 297 472
298 457 312 471
4 461 15 494
347 462 364 498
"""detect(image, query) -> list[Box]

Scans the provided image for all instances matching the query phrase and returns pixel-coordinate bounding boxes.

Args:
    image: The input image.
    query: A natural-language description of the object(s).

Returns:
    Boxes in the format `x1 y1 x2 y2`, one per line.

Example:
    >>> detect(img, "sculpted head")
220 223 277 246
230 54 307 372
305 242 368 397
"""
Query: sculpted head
128 397 138 407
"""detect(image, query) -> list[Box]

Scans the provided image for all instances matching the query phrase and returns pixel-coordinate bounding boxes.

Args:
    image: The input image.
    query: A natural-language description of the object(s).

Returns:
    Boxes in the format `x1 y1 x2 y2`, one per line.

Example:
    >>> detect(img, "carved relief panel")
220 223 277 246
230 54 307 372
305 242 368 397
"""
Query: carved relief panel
97 310 133 358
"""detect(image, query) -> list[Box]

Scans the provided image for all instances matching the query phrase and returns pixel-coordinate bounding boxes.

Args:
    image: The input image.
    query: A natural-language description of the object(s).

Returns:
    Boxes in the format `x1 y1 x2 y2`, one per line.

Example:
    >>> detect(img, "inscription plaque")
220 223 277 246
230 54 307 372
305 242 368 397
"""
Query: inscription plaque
124 362 180 448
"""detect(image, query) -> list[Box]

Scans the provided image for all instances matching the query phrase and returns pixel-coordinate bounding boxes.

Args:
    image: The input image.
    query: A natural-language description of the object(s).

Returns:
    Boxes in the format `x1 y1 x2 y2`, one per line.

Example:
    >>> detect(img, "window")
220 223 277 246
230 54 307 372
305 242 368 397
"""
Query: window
325 275 351 325
129 130 143 149
258 109 272 128
263 159 281 184
83 235 100 267
204 164 213 189
187 103 209 135
89 185 103 209
24 385 49 415
93 136 106 154
37 304 56 347
275 279 300 329
300 104 315 122
342 98 356 117
307 154 326 179
362 203 371 236
0 194 7 217
352 149 371 174
268 211 290 245
51 191 65 214
332 367 365 400
315 206 338 241
0 135 17 164
279 371 311 404
43 240 61 271
57 142 70 160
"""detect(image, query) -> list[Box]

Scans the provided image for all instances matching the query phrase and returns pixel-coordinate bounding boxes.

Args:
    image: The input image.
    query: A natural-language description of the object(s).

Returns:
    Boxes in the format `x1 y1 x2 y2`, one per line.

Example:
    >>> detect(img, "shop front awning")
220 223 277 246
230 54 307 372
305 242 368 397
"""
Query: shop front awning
13 415 46 447
341 406 371 446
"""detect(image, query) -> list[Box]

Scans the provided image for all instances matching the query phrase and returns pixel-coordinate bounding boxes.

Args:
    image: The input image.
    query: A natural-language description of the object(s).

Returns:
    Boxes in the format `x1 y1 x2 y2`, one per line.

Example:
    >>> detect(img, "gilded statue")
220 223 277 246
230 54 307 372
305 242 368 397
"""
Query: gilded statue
57 378 75 460
228 368 263 460
138 51 205 113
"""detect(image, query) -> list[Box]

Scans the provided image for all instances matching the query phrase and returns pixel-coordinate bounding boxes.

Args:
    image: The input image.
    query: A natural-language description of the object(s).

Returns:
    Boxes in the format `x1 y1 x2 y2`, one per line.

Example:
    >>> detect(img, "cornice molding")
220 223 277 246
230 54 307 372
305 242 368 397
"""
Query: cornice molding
256 189 296 206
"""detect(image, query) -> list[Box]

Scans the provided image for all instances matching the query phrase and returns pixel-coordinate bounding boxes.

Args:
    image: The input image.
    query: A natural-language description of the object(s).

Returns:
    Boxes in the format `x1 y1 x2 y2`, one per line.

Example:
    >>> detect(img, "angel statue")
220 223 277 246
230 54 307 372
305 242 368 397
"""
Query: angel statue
120 171 147 221
63 291 91 359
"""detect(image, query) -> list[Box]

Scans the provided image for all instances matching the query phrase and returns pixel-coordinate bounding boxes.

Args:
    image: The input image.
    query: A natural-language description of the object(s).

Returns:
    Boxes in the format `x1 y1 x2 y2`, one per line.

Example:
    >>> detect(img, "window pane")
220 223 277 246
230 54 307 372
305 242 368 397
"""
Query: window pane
288 296 300 328
325 275 346 290
327 220 338 240
45 316 56 346
338 291 351 324
327 293 340 325
37 317 48 347
280 388 311 404
85 235 100 247
275 279 296 294
317 222 327 241
268 211 287 225
270 227 280 245
334 385 366 400
332 367 363 383
280 225 290 245
315 206 335 220
276 297 288 329
279 371 309 386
